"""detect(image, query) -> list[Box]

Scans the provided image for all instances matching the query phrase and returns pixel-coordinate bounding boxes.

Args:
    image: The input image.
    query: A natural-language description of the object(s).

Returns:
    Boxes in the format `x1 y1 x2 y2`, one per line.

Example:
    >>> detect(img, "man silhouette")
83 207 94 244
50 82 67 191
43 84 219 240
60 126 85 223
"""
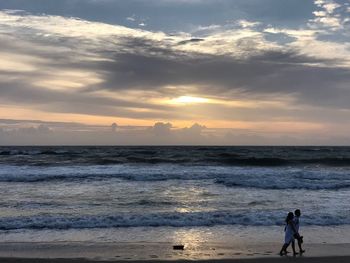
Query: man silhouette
294 209 305 254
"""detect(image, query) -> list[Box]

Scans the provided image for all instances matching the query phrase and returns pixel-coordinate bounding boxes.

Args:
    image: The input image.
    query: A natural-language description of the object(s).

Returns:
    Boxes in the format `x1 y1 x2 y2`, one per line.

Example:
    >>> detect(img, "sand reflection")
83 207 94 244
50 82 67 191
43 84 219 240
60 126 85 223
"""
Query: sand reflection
171 228 212 250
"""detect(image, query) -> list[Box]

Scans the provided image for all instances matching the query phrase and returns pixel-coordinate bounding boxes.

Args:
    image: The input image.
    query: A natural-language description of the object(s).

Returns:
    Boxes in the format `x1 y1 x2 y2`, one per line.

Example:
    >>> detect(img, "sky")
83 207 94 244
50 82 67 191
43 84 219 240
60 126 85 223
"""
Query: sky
0 0 350 145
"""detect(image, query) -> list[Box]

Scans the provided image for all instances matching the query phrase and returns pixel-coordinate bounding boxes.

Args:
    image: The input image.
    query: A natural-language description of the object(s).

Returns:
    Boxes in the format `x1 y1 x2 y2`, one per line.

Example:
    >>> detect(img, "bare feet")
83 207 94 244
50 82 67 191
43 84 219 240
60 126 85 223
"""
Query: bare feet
279 250 287 256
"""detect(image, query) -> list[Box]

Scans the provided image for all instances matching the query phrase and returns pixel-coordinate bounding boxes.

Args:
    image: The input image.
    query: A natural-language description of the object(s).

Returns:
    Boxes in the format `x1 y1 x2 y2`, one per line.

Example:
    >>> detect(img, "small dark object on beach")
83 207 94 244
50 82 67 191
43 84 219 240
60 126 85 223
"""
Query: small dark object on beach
294 234 304 244
173 245 185 250
299 235 304 244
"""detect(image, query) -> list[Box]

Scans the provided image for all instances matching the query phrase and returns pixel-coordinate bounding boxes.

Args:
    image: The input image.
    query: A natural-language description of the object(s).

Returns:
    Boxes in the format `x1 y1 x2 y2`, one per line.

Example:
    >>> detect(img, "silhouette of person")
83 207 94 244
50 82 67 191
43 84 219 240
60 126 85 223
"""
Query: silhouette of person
294 209 305 254
279 212 298 256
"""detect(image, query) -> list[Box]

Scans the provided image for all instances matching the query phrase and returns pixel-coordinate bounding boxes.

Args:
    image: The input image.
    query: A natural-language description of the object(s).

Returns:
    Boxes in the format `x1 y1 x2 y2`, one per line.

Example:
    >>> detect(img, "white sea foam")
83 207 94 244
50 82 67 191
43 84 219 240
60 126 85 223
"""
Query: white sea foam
0 164 349 190
1 146 350 235
1 210 350 230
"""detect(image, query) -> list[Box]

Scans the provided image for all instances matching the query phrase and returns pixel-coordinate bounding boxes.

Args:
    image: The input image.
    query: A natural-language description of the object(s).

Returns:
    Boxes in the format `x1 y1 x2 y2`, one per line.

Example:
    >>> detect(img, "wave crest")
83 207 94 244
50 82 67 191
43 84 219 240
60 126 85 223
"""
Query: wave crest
1 211 349 230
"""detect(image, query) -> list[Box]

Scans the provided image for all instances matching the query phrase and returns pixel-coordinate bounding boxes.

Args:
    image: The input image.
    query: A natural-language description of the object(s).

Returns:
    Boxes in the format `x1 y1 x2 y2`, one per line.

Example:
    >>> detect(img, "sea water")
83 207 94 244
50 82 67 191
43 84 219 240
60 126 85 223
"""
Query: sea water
0 146 350 244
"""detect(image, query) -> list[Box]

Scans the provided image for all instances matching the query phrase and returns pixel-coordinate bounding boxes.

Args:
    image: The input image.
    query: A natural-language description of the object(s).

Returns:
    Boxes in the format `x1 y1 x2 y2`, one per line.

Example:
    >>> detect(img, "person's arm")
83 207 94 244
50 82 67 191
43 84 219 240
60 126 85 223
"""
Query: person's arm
289 220 298 235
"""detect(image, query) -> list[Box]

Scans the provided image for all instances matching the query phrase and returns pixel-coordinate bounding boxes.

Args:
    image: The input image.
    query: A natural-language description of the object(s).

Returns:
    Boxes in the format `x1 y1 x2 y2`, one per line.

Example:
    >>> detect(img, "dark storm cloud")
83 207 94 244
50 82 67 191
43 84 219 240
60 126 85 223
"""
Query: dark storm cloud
0 79 179 120
0 4 350 133
1 11 350 120
87 39 350 110
1 2 350 145
0 79 166 111
178 38 205 45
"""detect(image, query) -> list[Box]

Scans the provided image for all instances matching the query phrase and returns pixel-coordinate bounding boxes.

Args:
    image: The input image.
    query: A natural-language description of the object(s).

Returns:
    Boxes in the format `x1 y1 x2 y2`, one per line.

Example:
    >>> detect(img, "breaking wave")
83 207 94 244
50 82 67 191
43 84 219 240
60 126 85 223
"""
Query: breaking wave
0 164 349 190
1 210 349 230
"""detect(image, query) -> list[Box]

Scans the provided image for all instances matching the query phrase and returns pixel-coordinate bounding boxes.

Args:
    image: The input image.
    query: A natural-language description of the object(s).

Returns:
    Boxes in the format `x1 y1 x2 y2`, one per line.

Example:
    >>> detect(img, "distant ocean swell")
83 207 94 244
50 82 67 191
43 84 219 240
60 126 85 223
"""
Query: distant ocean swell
0 164 349 190
1 146 350 167
1 211 349 230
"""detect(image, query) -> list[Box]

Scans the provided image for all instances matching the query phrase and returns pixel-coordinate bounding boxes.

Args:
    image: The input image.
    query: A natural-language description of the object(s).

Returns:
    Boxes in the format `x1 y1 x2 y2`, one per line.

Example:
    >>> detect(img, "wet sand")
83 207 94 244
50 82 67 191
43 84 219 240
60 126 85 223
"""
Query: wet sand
1 257 350 263
0 242 350 262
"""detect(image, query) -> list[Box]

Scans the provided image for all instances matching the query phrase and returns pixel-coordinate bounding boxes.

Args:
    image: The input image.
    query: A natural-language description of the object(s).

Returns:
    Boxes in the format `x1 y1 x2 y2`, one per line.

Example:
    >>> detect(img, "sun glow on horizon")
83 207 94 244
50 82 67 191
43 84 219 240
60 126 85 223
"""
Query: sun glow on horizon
170 96 211 104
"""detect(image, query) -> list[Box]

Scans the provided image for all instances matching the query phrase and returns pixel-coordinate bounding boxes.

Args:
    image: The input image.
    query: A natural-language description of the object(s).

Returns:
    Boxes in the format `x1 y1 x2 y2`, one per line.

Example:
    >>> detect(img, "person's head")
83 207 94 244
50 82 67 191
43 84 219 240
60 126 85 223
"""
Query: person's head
286 212 294 223
295 209 301 217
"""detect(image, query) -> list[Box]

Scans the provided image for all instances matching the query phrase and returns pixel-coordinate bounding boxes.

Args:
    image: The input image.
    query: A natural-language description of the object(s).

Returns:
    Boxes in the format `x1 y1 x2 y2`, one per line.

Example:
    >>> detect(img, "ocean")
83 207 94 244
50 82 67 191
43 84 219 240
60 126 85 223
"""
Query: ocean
0 146 350 244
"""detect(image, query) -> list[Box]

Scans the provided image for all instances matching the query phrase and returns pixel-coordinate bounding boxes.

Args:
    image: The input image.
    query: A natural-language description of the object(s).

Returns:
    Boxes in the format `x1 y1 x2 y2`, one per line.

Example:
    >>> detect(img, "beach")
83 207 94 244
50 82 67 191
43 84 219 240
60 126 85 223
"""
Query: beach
0 242 350 262
2 0 350 260
1 225 350 261
0 146 350 262
1 258 350 263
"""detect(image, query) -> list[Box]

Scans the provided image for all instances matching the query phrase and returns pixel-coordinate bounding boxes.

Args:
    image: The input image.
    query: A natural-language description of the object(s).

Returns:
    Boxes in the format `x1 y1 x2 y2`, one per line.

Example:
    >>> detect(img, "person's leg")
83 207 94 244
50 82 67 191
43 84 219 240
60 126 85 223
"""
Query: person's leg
298 238 305 253
291 241 297 255
279 243 289 256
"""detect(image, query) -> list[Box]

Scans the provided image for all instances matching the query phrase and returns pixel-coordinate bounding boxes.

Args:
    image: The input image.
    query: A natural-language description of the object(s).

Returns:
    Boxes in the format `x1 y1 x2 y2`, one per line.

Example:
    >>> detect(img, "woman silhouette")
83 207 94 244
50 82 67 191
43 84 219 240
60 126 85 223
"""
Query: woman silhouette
279 212 298 256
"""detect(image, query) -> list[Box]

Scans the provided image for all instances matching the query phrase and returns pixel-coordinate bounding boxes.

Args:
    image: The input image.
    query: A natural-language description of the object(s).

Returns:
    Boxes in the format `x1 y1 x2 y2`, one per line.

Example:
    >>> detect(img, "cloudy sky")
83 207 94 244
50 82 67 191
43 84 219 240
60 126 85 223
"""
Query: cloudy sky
0 0 350 145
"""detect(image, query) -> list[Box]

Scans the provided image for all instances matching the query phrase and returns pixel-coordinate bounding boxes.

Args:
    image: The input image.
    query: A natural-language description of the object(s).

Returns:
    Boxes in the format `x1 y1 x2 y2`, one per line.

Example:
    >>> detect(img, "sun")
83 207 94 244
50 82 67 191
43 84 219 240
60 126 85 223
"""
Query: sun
170 96 210 104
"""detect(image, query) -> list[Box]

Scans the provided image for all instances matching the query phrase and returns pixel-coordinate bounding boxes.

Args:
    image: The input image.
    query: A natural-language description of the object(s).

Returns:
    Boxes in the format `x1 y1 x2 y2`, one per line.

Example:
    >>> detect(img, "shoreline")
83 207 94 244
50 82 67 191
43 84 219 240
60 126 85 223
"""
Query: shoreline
0 256 350 263
0 242 349 262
